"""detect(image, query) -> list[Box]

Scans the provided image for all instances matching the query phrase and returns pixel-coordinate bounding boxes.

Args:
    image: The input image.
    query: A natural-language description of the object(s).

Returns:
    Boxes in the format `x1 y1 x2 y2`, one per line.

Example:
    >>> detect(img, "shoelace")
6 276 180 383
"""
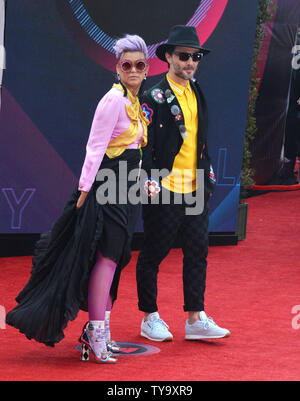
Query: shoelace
152 318 169 330
201 317 216 329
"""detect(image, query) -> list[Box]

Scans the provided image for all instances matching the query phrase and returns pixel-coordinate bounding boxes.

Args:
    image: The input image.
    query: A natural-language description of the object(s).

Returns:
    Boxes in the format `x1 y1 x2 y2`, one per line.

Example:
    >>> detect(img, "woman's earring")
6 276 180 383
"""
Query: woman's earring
144 74 147 81
117 73 120 81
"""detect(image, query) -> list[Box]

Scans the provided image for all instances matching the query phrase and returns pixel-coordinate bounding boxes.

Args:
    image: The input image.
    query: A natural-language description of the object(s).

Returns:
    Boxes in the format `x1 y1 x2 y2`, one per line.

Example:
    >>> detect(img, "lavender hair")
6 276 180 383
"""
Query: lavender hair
113 34 148 60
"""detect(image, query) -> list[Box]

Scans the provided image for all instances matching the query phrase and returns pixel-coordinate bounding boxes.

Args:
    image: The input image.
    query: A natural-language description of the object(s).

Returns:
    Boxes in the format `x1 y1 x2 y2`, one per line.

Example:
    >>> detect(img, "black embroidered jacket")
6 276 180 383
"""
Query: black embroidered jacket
140 75 216 199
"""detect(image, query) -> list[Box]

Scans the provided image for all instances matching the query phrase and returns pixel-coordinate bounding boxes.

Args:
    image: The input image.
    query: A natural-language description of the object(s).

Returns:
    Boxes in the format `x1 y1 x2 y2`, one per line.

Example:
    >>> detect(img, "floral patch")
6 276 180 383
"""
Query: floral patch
151 88 165 104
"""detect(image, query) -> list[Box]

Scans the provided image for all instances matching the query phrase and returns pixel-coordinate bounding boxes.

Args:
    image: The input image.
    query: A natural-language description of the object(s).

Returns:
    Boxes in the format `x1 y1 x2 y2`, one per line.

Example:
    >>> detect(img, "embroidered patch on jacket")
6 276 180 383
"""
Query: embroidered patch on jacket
171 104 183 122
141 103 154 124
175 110 183 121
209 166 216 183
167 94 176 104
151 88 165 104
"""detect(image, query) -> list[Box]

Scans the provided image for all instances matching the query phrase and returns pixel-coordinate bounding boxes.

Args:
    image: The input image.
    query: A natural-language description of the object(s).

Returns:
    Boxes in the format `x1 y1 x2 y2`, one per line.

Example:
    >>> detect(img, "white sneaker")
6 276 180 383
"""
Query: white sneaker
141 312 173 342
185 311 230 340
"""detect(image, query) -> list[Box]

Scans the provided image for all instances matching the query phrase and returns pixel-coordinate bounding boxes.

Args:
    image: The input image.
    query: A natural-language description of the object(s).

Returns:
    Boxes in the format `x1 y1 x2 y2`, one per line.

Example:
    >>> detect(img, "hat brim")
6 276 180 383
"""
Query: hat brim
156 43 211 62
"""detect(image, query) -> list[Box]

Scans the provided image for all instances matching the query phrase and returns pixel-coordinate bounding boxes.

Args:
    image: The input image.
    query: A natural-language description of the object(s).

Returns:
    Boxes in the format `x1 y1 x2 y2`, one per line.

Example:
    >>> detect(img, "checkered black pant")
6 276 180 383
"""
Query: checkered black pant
136 192 209 312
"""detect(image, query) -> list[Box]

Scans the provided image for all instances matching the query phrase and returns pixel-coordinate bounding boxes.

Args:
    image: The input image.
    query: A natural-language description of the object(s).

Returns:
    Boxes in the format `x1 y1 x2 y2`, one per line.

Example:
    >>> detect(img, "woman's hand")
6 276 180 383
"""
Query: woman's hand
76 191 88 209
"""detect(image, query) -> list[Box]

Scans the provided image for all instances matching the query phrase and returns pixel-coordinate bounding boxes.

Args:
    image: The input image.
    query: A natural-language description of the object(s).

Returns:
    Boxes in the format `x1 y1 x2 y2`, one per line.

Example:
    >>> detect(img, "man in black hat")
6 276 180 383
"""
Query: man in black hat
136 25 230 341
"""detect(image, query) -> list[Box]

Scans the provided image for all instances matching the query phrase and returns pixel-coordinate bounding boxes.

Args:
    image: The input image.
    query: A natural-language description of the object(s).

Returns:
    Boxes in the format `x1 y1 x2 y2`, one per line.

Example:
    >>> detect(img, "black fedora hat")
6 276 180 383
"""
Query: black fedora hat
156 25 210 62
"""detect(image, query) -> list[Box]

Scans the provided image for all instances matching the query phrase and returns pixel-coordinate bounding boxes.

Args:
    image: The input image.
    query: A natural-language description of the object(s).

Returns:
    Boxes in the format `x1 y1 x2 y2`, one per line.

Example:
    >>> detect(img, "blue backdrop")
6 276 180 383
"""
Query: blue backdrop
0 0 258 234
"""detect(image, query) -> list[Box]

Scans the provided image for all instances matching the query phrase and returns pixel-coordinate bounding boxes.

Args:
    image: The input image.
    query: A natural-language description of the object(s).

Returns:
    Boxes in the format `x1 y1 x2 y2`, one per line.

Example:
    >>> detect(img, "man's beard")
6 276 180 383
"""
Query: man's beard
173 63 197 81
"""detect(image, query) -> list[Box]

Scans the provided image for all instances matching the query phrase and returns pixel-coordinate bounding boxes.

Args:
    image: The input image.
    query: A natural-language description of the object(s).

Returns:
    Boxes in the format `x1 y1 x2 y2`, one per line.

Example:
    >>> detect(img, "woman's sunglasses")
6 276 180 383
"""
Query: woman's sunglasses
173 51 204 62
118 59 148 73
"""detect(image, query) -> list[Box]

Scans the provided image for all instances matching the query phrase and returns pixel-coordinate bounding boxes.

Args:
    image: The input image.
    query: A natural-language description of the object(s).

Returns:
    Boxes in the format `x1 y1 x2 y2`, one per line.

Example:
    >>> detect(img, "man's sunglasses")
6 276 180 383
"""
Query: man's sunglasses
173 51 204 62
118 59 148 73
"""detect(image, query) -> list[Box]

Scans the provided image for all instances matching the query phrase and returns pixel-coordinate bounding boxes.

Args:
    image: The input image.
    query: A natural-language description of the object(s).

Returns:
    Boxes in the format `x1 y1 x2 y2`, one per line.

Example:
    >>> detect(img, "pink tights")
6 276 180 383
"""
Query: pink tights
88 251 117 321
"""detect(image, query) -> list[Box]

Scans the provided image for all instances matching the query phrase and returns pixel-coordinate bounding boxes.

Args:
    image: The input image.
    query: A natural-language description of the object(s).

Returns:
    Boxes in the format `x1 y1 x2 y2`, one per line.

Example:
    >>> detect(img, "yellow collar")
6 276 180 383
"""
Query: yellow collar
167 74 192 96
112 83 138 103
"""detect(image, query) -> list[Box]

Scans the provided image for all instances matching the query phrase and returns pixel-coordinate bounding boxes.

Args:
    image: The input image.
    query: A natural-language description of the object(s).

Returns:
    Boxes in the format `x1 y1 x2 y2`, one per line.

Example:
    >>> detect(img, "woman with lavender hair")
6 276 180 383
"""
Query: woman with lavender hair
6 34 149 364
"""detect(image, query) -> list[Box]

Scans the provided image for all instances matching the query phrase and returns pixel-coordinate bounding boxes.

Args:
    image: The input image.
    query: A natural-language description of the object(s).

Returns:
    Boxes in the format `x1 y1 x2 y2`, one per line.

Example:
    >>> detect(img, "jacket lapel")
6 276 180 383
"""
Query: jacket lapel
190 79 207 160
159 77 186 141
190 79 204 139
156 77 207 152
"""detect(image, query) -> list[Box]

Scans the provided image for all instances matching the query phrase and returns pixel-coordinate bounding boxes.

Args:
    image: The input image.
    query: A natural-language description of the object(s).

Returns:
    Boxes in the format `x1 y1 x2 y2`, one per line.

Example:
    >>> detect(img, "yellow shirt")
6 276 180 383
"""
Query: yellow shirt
161 75 198 193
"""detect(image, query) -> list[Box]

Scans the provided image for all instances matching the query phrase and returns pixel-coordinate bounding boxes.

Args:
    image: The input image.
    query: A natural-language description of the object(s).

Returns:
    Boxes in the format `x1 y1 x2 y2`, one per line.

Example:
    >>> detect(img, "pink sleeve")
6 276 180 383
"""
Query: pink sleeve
78 91 122 192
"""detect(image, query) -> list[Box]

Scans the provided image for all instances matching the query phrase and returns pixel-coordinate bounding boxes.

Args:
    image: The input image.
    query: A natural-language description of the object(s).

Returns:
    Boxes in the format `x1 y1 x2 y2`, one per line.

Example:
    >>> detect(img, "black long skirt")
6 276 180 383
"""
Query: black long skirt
6 149 141 346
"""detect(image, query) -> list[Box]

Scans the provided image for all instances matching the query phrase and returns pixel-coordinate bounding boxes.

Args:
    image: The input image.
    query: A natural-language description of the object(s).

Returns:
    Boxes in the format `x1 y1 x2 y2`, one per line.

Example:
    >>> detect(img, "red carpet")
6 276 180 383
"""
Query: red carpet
249 184 300 191
1 191 300 381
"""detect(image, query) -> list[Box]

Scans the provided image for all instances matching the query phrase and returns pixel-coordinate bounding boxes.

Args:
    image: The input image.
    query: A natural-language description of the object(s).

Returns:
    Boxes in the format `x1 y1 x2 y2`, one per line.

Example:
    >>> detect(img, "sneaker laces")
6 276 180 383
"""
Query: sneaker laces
153 318 169 330
201 316 216 329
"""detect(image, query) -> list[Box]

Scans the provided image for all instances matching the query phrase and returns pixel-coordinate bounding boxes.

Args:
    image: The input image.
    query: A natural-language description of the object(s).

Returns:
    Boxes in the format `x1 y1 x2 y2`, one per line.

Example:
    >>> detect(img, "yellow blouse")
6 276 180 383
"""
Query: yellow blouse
105 84 148 158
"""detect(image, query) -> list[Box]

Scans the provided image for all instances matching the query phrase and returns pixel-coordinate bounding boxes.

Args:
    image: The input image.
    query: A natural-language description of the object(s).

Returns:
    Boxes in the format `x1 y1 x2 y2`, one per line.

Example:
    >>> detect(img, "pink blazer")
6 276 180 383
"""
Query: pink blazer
78 88 143 192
